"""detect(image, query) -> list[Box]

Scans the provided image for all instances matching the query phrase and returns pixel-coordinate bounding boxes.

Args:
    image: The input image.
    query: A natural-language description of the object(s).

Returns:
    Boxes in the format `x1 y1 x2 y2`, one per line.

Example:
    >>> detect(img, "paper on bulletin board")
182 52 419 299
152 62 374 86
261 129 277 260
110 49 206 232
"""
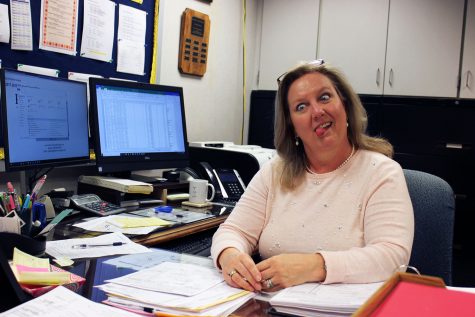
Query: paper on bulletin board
116 39 145 75
68 71 103 103
80 0 115 62
0 4 10 43
10 0 33 51
68 71 103 83
118 4 147 44
18 64 59 77
39 0 79 56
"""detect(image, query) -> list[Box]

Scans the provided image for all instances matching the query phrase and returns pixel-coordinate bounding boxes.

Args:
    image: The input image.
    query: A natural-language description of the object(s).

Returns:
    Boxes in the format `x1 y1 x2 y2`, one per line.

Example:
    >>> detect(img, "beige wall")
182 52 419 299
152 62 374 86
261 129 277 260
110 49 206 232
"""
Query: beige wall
155 0 261 145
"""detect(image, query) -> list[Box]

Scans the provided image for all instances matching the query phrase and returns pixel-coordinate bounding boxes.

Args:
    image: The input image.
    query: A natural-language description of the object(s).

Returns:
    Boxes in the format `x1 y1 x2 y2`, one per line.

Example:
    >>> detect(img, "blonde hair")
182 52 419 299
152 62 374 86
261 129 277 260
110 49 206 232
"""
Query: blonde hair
274 62 393 190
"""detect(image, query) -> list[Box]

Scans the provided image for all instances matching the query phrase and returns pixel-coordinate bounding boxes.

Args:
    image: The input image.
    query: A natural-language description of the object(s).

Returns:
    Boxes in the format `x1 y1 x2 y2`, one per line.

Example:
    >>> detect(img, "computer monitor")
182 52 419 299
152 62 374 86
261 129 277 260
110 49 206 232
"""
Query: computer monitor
88 78 189 175
0 69 90 171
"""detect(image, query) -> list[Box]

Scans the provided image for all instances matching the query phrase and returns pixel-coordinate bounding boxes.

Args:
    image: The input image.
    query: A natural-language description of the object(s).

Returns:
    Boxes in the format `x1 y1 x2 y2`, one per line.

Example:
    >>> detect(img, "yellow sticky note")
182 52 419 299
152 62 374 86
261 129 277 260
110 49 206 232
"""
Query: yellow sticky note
13 248 50 270
17 271 70 285
109 216 172 228
53 257 75 267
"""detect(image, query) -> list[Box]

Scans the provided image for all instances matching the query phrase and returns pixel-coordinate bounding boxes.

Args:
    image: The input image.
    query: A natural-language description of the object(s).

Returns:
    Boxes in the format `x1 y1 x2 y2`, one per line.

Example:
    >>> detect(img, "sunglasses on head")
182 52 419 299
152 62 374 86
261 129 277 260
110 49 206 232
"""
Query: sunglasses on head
276 59 325 85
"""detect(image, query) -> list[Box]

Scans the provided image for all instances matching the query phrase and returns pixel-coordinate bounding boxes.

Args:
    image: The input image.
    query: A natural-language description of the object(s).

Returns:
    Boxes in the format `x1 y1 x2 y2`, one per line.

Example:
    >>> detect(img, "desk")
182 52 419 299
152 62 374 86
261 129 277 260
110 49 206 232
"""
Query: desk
52 204 231 247
46 204 266 315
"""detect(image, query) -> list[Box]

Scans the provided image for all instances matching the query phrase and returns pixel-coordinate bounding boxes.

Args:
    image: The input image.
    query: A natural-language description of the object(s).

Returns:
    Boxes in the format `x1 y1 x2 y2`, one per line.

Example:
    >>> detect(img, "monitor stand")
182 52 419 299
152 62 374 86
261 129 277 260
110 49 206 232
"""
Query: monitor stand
130 174 168 185
106 171 177 185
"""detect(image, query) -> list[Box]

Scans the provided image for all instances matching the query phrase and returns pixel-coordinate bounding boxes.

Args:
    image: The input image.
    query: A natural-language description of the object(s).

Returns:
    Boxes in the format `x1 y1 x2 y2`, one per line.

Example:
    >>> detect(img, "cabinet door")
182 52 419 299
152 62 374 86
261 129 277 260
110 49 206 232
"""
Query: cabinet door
384 0 464 97
317 0 389 95
461 0 475 99
258 0 320 90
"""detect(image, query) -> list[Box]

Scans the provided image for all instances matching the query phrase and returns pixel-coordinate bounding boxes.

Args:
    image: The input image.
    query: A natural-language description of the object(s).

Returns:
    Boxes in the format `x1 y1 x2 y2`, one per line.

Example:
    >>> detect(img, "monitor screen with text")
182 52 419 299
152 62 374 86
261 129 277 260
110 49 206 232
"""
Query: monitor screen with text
89 78 189 174
0 69 90 171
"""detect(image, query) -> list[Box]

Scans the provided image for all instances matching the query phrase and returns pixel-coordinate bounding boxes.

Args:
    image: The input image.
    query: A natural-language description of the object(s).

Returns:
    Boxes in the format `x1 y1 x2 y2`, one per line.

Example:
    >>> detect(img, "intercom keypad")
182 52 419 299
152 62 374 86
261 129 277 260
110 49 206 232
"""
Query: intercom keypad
178 9 210 76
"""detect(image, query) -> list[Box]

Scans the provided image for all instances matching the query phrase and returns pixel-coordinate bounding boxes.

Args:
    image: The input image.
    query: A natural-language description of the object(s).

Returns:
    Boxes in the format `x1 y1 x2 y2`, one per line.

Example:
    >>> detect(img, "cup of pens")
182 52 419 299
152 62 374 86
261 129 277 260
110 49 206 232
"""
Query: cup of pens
0 179 48 258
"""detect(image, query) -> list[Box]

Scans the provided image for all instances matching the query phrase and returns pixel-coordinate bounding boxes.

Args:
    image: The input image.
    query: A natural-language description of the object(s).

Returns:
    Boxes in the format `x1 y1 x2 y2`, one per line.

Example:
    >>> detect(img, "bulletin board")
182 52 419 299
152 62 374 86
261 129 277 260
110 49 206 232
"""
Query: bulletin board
0 0 157 83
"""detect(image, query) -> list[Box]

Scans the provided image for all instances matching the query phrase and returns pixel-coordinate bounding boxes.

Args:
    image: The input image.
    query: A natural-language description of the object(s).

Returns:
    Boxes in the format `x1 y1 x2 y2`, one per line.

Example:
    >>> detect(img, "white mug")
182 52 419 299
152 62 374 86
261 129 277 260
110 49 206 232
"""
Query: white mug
189 179 215 204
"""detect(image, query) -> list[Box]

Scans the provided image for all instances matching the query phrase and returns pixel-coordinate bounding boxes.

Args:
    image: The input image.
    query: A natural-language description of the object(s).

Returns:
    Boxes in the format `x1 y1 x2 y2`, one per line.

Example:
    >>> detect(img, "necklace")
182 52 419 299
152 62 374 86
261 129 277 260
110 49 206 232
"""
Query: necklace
307 145 355 174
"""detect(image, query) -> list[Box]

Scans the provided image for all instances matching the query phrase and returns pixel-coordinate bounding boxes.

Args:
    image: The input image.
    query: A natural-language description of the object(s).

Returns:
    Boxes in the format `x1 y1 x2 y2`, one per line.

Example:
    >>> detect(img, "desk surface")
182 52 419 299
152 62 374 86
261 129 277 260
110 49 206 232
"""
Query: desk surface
49 204 267 315
79 248 274 317
52 203 231 246
231 299 273 317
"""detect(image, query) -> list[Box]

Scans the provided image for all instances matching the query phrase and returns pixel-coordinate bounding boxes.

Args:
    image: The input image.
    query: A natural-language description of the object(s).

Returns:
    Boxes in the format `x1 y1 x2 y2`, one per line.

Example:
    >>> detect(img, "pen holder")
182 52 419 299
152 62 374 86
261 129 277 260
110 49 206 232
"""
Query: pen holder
0 232 46 259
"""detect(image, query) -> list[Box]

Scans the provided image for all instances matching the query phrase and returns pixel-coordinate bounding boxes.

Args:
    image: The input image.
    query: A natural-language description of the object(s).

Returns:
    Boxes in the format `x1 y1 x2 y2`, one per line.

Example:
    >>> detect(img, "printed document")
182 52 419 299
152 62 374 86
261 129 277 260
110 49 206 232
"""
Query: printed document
116 4 146 75
10 0 33 51
0 286 140 317
68 71 103 103
17 64 59 77
0 4 10 43
80 0 115 62
106 261 224 296
39 0 79 55
73 215 167 235
270 282 383 315
46 232 151 259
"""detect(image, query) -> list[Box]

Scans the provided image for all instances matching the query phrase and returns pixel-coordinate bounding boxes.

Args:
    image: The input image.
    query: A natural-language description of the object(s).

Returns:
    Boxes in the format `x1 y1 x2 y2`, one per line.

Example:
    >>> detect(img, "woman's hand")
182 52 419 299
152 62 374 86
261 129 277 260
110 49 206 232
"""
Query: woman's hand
218 247 262 292
256 253 326 291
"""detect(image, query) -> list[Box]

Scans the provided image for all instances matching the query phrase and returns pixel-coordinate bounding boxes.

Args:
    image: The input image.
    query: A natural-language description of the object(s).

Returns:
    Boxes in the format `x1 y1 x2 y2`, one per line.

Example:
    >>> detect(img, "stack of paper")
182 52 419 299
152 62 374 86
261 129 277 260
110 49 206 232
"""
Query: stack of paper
0 286 141 317
98 261 255 316
78 175 154 194
269 282 383 316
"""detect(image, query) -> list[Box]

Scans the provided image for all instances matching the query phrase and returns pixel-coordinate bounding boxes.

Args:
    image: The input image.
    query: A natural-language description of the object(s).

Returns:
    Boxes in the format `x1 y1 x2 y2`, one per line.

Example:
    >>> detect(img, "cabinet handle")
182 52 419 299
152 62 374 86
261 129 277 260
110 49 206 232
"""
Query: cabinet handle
376 68 380 86
466 70 473 88
389 69 394 87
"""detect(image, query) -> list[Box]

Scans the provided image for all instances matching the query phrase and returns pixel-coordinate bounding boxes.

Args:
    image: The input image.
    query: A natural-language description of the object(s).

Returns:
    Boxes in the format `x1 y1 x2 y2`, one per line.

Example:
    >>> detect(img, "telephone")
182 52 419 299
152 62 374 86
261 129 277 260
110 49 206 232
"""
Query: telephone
197 162 246 203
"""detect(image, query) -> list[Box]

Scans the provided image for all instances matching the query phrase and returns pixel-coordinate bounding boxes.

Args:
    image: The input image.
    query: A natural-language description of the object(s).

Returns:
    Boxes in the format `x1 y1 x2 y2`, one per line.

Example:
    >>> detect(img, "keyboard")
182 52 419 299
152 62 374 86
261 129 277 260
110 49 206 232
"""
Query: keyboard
161 231 213 256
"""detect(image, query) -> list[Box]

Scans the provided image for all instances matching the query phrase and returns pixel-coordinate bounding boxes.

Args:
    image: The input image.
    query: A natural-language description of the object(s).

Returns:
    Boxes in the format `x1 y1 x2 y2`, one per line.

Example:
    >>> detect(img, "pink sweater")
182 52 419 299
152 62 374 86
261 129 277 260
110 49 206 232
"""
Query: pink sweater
211 149 414 284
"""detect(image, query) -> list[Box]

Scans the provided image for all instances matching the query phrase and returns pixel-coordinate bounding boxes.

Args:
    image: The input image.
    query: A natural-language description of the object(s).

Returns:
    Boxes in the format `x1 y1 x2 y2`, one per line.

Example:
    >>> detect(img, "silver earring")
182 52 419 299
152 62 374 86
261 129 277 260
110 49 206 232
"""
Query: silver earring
295 136 300 146
347 122 349 128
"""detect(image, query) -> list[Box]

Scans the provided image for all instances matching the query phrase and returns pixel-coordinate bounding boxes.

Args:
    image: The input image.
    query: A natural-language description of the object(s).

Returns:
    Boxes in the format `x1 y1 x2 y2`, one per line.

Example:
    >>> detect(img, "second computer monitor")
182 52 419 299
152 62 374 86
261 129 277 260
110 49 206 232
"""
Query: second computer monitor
89 78 189 174
0 69 90 171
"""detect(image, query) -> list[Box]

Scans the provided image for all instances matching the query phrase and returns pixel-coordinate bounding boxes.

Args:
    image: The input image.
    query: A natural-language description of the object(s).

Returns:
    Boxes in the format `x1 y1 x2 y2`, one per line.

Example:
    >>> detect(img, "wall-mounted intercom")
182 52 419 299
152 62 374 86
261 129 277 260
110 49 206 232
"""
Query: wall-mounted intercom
178 8 210 77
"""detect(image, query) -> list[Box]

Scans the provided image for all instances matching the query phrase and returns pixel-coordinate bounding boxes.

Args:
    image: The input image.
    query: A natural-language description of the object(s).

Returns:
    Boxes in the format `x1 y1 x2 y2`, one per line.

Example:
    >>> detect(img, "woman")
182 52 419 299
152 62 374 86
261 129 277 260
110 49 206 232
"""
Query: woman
211 61 414 292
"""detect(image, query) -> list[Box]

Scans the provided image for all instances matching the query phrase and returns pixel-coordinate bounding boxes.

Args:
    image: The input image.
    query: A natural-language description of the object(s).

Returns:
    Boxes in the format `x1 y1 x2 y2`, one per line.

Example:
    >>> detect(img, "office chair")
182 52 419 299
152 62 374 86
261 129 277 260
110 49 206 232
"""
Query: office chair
403 169 455 285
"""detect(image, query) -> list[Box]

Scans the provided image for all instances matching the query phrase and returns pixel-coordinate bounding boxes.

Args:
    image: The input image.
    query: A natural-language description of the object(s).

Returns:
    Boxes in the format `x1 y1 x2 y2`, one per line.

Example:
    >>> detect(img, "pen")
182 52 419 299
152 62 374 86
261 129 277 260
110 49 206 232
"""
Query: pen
71 242 127 249
31 175 47 203
1 193 10 212
21 194 31 213
7 182 21 211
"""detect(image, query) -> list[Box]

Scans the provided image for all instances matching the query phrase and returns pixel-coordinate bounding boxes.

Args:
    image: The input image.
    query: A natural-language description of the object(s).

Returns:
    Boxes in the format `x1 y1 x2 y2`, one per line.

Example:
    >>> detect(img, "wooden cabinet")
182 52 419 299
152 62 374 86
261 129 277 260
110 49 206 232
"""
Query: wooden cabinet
316 0 464 97
460 0 475 99
317 0 389 95
257 0 320 90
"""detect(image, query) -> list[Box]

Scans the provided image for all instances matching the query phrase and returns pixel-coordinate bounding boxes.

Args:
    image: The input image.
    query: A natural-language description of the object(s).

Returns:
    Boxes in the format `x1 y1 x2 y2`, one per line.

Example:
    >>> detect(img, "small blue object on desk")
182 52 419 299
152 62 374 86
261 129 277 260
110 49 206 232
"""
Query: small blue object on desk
154 205 173 213
32 202 47 229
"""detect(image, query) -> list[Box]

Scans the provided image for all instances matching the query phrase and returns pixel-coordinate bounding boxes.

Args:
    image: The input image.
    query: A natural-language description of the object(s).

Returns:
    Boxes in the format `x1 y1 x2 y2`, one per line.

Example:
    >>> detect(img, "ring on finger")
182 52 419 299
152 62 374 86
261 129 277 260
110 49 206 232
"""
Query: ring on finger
228 269 237 278
265 278 274 289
